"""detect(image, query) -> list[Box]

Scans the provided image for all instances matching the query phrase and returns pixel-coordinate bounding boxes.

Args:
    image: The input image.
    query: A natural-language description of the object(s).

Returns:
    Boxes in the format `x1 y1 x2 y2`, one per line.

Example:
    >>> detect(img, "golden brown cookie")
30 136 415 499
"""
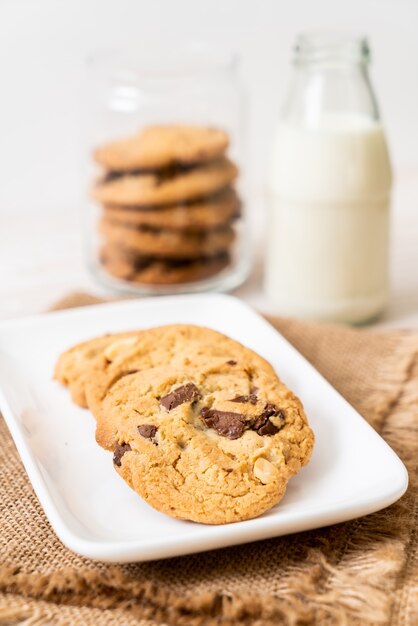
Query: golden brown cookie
82 325 294 433
102 188 240 231
99 218 235 258
56 325 314 524
100 247 230 285
92 158 238 207
94 125 229 171
56 322 261 413
91 327 314 524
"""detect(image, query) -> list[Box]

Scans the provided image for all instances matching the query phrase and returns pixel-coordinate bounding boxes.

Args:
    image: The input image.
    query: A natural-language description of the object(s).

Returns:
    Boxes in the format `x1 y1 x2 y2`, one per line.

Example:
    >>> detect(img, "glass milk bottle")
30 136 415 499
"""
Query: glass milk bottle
265 34 392 323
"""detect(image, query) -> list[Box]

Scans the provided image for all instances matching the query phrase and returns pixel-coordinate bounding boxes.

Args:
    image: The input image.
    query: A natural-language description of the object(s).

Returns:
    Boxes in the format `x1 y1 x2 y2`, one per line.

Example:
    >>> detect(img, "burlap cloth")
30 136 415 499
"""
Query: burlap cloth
0 293 417 626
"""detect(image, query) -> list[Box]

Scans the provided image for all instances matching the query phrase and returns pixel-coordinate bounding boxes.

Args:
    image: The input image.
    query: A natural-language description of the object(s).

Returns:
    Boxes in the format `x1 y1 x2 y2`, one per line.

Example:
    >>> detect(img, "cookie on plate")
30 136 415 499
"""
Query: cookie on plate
102 187 240 231
82 325 296 433
100 247 230 285
55 324 314 524
55 323 264 414
96 354 314 524
92 157 238 207
94 125 229 171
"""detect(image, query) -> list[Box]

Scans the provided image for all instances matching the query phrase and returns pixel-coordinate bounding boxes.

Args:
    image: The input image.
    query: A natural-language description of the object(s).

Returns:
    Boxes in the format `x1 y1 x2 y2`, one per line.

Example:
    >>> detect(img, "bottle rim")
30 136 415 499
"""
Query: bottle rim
294 32 370 66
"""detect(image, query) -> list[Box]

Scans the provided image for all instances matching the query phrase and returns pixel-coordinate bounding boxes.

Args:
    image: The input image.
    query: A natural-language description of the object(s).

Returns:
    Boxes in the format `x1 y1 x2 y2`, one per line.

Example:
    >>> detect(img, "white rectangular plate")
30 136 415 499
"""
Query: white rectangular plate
0 294 407 563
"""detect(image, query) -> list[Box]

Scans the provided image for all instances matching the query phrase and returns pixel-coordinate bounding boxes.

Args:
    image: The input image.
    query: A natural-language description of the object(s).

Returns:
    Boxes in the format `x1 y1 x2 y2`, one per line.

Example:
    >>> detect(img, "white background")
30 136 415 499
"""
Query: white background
0 0 417 214
0 0 417 325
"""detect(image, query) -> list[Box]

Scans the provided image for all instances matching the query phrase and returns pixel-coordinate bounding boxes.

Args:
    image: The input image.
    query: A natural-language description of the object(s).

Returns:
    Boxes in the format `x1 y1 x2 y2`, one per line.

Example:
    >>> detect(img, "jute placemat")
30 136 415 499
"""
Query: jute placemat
0 293 417 626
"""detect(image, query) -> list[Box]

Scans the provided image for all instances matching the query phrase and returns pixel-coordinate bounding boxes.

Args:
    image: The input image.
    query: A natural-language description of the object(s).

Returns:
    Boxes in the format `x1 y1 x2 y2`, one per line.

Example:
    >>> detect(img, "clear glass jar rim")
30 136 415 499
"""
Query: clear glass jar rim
87 42 239 81
294 31 370 64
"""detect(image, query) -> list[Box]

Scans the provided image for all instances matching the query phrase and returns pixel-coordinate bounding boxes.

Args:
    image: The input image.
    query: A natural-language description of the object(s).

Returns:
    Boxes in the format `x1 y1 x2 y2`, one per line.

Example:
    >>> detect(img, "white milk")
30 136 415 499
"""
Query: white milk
265 115 392 323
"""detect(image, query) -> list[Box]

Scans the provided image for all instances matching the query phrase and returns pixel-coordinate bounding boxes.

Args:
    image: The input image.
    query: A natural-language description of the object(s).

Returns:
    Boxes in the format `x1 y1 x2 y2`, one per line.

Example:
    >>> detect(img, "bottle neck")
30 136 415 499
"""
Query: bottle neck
282 33 379 126
294 32 370 67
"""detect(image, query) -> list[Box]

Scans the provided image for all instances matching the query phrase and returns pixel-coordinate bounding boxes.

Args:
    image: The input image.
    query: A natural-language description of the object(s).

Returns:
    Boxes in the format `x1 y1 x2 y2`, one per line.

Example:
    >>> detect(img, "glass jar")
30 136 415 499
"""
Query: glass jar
83 44 250 294
265 33 392 324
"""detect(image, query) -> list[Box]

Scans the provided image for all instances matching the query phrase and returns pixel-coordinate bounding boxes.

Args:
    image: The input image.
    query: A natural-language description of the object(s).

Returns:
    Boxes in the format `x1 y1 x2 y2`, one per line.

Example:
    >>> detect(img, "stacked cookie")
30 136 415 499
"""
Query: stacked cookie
92 125 241 286
55 325 314 524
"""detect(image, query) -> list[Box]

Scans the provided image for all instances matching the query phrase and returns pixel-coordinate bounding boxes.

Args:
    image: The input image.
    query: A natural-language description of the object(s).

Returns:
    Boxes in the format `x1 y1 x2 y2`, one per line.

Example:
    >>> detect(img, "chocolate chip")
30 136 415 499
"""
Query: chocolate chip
256 419 280 436
230 393 258 405
264 404 285 420
160 383 201 411
138 424 158 439
252 404 286 436
201 407 246 440
226 360 237 365
113 443 131 467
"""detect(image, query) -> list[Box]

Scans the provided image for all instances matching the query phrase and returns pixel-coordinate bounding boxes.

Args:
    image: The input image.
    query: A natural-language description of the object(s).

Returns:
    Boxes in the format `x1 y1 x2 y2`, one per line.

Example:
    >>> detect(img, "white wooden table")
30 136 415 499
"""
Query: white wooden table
1 171 418 328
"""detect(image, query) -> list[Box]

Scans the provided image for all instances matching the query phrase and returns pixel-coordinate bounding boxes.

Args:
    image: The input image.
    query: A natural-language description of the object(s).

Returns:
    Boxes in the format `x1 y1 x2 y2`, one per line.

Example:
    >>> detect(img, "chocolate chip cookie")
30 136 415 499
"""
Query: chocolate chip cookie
102 187 240 231
99 218 235 258
96 355 313 524
92 158 238 207
56 324 314 524
94 125 229 171
80 325 302 442
55 324 273 413
100 247 230 285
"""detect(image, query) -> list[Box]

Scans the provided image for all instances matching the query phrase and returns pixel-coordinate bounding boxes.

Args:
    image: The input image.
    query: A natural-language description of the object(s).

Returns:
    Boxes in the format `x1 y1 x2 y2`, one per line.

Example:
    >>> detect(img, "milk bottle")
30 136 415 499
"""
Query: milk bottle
265 35 392 323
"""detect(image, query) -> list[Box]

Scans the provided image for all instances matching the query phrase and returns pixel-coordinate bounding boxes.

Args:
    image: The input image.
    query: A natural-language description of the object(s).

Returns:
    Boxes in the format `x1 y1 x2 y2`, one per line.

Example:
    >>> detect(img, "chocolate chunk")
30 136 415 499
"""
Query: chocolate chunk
230 393 258 405
201 407 246 440
113 443 131 467
252 404 286 436
138 424 158 439
160 383 201 411
250 386 259 395
226 360 237 365
264 404 285 420
256 419 280 436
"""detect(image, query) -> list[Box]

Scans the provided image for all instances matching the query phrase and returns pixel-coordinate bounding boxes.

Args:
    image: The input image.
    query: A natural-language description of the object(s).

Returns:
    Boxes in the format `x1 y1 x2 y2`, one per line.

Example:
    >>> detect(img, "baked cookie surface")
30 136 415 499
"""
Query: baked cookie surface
102 187 240 231
81 324 302 430
96 350 313 524
92 158 238 207
54 331 141 407
94 125 229 171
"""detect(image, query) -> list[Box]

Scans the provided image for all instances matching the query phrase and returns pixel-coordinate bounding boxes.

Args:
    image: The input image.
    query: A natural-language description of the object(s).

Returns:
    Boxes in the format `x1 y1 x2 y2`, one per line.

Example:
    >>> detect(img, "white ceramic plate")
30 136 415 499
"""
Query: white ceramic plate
0 294 407 563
